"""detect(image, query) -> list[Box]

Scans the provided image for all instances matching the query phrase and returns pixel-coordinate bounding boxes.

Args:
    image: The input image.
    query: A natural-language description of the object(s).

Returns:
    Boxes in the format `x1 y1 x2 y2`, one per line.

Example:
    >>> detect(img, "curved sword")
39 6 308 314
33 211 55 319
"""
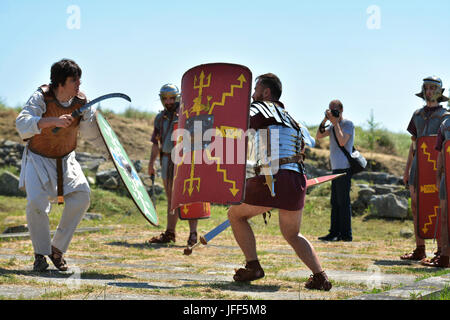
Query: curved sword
52 93 131 134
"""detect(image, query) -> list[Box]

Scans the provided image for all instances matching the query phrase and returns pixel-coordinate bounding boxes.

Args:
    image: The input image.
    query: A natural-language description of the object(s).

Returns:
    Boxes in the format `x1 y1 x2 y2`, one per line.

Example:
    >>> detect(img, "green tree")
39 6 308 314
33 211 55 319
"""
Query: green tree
366 109 380 151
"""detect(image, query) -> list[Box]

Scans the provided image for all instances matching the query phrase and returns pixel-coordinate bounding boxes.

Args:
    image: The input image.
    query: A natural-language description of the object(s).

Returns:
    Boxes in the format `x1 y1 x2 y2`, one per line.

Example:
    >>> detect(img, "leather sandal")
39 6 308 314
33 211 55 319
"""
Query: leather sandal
187 232 197 246
400 246 426 261
304 271 332 291
233 260 265 282
421 255 449 268
48 246 68 271
33 254 49 272
147 230 176 244
421 249 441 265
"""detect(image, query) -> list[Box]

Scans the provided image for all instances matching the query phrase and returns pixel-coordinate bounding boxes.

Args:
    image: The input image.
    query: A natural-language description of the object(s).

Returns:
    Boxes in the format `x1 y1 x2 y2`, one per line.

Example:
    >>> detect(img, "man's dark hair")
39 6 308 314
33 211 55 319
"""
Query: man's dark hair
329 99 343 110
50 59 82 90
256 73 282 100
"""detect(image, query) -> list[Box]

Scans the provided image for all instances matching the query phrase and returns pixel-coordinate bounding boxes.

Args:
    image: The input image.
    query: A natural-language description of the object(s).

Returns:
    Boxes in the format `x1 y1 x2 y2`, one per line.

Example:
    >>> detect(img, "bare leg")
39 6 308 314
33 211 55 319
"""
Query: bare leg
164 178 198 236
188 219 198 233
163 178 178 232
228 203 272 262
278 209 323 274
410 185 425 247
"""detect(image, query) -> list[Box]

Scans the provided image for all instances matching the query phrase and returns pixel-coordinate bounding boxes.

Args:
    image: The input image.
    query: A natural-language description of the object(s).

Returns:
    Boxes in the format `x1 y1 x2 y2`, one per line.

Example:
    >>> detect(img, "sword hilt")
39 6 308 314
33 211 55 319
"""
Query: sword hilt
200 236 208 245
51 109 83 134
52 92 131 135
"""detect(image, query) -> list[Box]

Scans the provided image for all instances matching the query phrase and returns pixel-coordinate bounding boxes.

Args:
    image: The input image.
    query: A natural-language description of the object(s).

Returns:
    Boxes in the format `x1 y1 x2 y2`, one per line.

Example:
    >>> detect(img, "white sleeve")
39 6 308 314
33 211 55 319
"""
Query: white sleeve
79 106 108 153
15 91 46 141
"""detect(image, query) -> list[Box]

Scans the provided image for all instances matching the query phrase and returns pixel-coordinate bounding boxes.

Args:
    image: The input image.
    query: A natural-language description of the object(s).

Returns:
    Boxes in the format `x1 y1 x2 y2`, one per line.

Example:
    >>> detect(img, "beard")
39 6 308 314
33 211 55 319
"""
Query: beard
425 94 438 103
164 103 176 111
252 94 263 102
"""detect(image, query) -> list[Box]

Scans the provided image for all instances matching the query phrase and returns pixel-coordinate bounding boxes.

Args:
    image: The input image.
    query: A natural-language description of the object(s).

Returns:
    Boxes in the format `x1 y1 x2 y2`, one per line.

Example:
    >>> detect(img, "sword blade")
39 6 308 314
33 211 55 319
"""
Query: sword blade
201 219 231 244
52 93 131 134
306 173 346 187
78 93 131 114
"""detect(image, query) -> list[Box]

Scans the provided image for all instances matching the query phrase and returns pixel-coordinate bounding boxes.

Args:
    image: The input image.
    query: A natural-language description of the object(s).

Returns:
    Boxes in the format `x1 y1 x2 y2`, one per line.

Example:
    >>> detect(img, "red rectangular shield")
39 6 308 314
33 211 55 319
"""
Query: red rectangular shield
417 135 441 239
171 63 252 209
444 140 450 238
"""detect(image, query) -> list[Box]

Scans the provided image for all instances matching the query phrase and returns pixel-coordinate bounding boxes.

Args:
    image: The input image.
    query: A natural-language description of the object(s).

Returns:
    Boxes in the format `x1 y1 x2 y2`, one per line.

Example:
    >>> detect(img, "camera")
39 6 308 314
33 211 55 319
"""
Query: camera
330 109 340 118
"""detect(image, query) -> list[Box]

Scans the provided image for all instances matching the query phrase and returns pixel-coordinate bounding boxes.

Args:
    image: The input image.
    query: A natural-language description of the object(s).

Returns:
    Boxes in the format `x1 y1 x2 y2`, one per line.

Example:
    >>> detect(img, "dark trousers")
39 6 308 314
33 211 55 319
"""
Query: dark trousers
329 168 353 239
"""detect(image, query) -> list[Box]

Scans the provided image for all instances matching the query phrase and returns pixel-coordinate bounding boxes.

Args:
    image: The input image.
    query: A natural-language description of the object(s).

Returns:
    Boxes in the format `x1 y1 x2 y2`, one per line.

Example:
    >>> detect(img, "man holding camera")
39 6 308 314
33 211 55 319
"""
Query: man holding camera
315 100 354 242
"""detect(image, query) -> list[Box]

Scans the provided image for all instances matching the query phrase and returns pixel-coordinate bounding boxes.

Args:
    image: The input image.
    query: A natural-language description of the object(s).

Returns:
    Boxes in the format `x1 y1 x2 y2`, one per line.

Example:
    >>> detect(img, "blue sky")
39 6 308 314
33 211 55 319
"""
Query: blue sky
0 0 449 133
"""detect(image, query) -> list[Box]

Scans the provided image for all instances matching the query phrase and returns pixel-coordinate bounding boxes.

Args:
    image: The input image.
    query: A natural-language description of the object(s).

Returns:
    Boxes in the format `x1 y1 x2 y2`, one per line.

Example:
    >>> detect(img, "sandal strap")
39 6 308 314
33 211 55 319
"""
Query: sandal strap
400 247 426 260
422 255 449 268
49 246 68 271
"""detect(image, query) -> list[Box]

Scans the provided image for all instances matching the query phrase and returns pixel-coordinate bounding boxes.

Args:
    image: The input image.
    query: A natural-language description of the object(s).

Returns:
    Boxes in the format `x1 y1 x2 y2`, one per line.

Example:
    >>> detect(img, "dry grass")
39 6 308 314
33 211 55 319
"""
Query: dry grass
1 187 448 300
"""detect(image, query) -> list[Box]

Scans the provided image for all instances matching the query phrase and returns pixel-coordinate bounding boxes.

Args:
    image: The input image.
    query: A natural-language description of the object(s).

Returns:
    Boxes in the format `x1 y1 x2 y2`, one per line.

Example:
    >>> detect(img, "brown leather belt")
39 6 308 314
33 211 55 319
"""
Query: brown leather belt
278 154 305 166
56 158 64 205
254 154 305 176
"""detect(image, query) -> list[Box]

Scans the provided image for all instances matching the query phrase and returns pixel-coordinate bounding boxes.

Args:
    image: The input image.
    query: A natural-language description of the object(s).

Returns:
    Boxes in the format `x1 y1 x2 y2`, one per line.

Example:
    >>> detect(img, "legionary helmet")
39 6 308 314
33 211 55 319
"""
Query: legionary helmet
159 83 180 107
416 76 449 103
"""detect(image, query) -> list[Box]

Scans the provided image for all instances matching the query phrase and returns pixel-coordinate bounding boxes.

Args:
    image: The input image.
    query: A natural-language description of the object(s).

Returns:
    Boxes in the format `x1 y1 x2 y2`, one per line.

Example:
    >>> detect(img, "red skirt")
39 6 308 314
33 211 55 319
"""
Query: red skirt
243 170 307 211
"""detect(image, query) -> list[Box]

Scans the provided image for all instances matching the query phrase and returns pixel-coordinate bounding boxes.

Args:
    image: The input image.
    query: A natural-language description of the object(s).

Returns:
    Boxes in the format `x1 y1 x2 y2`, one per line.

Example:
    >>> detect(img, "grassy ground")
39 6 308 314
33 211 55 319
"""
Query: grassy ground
423 286 450 300
1 177 448 300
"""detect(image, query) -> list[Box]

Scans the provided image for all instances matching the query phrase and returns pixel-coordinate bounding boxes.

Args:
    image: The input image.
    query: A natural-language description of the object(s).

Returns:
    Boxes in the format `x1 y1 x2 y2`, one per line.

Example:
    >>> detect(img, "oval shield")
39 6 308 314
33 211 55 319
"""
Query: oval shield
96 111 158 226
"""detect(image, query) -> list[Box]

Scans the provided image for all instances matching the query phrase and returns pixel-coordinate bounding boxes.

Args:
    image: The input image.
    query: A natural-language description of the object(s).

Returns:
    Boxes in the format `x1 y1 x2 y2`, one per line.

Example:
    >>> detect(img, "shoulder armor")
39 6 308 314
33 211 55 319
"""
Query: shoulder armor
250 101 274 119
250 101 300 130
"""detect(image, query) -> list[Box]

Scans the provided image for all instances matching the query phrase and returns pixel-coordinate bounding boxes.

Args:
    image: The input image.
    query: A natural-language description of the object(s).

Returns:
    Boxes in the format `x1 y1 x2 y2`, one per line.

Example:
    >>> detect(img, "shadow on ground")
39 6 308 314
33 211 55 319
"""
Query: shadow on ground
107 280 281 293
0 267 129 280
107 241 186 250
374 260 414 266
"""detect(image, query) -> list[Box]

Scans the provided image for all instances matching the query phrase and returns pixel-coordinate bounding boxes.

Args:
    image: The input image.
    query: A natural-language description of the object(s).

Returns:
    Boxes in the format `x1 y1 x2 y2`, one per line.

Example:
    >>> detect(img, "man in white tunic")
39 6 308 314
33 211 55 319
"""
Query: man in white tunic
16 59 105 271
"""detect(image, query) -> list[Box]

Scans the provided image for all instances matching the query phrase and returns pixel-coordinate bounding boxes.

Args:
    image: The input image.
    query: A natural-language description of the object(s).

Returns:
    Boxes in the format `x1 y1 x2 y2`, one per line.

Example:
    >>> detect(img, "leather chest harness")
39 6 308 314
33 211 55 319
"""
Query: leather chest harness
27 85 87 204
